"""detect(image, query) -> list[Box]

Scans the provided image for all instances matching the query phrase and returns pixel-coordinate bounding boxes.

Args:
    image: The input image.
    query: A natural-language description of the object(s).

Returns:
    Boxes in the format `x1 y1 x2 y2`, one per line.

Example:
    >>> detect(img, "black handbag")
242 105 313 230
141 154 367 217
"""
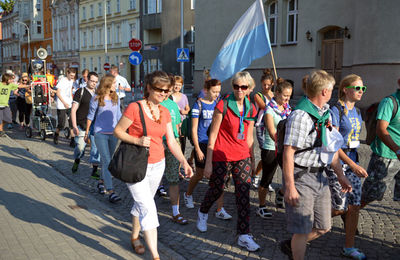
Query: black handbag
108 102 149 183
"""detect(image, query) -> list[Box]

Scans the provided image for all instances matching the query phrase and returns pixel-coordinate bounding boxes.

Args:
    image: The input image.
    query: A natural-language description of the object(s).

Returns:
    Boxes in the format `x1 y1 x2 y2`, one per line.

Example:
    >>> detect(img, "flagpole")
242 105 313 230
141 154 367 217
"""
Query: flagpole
269 48 278 81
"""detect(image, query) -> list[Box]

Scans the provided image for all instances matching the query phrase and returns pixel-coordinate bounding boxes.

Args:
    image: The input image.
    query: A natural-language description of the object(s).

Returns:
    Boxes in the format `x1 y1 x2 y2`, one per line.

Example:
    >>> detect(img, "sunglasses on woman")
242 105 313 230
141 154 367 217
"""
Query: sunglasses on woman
151 85 170 94
345 86 367 92
233 84 249 91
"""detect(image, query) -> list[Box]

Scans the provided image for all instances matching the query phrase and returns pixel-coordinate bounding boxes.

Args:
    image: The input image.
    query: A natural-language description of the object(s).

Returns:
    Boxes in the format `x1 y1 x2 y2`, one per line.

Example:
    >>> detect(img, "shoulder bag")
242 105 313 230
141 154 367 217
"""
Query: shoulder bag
108 102 149 183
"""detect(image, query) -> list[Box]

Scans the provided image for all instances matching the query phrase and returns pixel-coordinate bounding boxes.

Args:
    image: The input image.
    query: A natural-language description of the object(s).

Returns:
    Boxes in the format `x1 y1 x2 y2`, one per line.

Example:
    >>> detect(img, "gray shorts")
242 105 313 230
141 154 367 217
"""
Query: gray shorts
0 106 12 123
285 167 331 234
327 164 362 210
362 153 400 203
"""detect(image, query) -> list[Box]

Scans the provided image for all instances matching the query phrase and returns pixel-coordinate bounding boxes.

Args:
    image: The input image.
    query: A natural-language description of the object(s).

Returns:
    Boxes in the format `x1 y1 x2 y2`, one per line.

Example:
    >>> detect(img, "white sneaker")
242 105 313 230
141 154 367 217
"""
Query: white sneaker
184 192 194 208
197 210 208 232
252 175 260 189
268 184 274 192
238 234 260 252
215 207 232 220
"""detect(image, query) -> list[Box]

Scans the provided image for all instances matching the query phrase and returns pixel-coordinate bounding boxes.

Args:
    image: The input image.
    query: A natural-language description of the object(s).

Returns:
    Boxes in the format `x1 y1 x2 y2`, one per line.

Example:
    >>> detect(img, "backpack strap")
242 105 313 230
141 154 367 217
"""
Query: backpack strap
334 102 344 124
388 95 398 121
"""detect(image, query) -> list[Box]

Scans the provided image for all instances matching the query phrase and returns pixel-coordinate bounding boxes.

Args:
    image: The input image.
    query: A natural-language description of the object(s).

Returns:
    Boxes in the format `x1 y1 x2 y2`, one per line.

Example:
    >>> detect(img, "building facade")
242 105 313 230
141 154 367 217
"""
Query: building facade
18 0 54 73
0 7 20 74
195 0 400 107
51 0 80 76
140 0 195 85
79 0 140 84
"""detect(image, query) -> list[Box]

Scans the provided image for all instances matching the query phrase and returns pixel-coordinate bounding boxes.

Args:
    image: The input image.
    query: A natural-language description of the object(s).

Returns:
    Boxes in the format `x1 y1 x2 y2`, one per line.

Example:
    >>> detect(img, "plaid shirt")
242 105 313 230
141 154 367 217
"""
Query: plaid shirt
284 103 331 167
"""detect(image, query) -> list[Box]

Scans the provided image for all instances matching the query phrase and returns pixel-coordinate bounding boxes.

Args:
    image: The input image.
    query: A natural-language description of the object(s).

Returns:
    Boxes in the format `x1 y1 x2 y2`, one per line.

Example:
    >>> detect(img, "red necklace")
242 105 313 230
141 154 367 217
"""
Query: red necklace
146 99 162 124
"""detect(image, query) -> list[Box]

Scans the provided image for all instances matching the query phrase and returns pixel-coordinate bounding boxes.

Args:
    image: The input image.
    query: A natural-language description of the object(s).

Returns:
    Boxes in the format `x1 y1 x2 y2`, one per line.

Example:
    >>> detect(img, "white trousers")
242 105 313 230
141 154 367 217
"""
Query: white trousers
126 159 165 231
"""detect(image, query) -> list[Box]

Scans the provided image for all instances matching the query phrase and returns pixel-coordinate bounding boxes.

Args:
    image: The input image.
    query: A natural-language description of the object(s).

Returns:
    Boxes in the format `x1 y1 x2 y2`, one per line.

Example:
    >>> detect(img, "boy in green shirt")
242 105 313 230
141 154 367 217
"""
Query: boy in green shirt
0 73 19 136
160 90 188 225
362 84 400 206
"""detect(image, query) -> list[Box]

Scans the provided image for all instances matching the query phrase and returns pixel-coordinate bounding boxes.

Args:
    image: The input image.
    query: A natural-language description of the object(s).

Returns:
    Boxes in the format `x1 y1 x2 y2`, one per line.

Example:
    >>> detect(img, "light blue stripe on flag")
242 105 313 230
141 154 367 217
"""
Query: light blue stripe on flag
210 0 271 82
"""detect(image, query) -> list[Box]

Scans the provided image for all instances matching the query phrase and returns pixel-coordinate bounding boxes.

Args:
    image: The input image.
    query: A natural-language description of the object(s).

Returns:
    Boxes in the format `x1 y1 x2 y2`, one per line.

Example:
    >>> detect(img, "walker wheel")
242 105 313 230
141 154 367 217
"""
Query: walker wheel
40 129 46 141
63 127 70 139
25 127 32 138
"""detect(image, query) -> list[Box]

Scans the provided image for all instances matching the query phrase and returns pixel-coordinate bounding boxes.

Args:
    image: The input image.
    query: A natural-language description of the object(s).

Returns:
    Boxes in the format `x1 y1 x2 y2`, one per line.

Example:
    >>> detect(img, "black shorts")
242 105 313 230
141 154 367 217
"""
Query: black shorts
57 109 71 129
259 149 279 188
194 142 208 169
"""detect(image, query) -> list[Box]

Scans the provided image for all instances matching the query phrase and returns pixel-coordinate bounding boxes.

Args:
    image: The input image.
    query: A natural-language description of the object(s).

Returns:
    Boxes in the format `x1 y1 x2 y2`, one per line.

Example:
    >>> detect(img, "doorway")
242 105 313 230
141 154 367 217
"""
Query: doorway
321 28 344 84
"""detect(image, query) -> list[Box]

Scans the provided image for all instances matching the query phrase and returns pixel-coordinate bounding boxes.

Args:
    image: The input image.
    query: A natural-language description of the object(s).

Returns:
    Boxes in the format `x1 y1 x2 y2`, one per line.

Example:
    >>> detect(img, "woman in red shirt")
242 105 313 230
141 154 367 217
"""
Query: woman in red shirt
114 71 192 260
196 71 260 252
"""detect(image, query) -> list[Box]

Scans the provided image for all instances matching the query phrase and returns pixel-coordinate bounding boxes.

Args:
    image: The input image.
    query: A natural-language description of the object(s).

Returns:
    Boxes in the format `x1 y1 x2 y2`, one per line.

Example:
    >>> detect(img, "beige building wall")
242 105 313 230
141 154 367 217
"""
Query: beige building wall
195 0 400 108
79 0 140 84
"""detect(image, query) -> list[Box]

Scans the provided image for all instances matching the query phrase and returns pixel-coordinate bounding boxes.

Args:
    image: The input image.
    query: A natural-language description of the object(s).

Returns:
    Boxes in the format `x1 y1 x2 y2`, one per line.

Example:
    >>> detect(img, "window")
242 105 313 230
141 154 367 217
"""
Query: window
98 28 103 45
146 0 162 14
107 27 111 44
46 45 52 55
90 4 94 18
82 6 86 19
90 30 94 46
107 1 111 14
129 23 137 38
191 0 195 10
98 2 102 16
82 57 86 69
36 1 41 11
130 0 136 10
116 25 121 43
22 49 26 58
190 25 195 43
37 21 42 34
287 0 298 43
115 56 119 67
83 31 87 47
97 57 101 72
90 57 93 71
116 0 120 12
268 2 278 45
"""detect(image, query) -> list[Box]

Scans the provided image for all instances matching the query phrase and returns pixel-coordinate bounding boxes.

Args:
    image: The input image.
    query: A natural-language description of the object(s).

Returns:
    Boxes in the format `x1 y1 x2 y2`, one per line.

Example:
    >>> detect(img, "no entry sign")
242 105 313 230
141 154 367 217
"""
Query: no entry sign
104 63 110 71
129 38 142 52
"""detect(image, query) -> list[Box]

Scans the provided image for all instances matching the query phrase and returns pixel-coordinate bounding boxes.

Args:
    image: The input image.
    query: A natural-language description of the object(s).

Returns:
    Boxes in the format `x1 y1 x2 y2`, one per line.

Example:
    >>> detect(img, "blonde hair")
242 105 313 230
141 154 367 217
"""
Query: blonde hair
231 71 255 90
338 74 362 101
304 70 335 98
95 74 118 106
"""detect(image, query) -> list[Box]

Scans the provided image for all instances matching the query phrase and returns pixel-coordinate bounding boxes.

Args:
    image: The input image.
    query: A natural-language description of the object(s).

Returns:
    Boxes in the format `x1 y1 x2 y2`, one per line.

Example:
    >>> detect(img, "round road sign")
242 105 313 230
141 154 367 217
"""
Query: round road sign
103 63 110 71
129 38 142 52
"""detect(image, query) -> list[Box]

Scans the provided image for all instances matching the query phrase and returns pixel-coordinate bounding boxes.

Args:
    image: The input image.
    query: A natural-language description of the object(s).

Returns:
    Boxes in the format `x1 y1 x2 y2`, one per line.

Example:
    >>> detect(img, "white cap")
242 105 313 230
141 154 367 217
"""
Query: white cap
5 69 14 75
320 127 344 164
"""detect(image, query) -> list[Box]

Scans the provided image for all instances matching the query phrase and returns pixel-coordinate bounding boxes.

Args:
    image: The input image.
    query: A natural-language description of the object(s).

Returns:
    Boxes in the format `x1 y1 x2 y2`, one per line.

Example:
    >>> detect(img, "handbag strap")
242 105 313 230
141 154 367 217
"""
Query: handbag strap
137 102 147 136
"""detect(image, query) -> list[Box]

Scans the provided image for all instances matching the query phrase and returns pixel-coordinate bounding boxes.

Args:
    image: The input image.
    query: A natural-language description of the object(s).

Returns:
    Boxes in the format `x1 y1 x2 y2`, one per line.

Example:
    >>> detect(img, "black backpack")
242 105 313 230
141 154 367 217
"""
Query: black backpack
275 112 321 167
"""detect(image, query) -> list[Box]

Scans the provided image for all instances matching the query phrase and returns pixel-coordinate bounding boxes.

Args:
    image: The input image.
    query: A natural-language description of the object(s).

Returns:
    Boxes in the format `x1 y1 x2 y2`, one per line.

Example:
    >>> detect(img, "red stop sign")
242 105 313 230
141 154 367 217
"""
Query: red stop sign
104 63 110 71
129 38 142 52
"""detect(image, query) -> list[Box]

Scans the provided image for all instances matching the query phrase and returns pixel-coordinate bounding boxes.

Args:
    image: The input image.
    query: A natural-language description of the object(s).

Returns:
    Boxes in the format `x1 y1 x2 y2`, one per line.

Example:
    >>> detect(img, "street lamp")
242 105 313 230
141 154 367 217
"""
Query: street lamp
16 20 30 73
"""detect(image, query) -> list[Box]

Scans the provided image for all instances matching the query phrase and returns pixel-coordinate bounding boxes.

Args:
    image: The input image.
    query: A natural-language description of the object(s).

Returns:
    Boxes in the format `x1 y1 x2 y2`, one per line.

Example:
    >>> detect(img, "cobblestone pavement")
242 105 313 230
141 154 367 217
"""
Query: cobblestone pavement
3 122 400 260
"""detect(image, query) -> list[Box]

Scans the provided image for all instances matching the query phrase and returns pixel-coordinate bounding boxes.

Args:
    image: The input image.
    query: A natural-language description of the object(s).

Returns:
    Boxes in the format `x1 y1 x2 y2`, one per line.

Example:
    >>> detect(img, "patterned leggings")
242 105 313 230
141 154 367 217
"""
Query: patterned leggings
200 157 252 234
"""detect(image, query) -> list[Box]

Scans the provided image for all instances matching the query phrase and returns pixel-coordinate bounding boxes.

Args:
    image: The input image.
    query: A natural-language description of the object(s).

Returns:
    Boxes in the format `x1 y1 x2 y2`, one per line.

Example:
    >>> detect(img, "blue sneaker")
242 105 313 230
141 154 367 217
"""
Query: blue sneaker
342 247 366 260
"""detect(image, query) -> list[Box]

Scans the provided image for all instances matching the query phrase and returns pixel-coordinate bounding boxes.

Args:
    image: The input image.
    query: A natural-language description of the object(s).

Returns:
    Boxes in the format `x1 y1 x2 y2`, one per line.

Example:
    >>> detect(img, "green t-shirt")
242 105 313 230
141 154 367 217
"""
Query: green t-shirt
0 82 19 107
371 90 400 159
263 106 284 150
161 98 181 138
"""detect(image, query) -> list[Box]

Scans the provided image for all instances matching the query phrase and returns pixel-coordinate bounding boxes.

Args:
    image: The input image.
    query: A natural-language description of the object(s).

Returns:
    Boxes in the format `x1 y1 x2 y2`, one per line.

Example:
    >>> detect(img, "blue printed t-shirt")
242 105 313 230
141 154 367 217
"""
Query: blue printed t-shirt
192 99 217 143
161 98 181 138
263 106 284 150
330 104 362 162
371 91 400 159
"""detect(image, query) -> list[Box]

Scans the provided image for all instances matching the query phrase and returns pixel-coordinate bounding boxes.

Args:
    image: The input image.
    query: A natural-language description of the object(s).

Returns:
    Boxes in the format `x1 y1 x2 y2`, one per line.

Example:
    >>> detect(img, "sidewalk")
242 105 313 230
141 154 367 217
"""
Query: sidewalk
2 125 400 259
0 134 179 260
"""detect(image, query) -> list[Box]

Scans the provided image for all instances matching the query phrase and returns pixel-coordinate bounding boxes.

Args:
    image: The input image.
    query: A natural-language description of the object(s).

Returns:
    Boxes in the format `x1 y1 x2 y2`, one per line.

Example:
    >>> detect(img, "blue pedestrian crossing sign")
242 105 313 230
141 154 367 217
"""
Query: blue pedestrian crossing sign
129 51 143 65
176 48 190 62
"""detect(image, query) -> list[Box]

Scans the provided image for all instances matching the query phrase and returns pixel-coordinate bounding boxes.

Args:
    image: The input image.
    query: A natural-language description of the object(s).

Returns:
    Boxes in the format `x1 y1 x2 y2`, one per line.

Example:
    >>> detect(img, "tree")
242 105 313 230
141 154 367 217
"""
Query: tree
0 0 15 13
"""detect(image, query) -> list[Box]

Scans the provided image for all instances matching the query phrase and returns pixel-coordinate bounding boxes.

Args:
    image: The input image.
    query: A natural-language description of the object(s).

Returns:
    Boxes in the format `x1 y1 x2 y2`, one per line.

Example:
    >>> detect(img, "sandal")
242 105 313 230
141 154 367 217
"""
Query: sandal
172 214 188 225
97 182 105 194
342 247 366 260
109 192 121 203
131 237 145 255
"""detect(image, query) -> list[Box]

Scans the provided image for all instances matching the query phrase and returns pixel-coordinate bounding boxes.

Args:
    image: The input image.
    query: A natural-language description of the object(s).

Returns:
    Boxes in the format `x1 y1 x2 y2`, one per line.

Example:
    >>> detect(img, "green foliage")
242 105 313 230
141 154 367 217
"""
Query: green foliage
0 0 15 13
